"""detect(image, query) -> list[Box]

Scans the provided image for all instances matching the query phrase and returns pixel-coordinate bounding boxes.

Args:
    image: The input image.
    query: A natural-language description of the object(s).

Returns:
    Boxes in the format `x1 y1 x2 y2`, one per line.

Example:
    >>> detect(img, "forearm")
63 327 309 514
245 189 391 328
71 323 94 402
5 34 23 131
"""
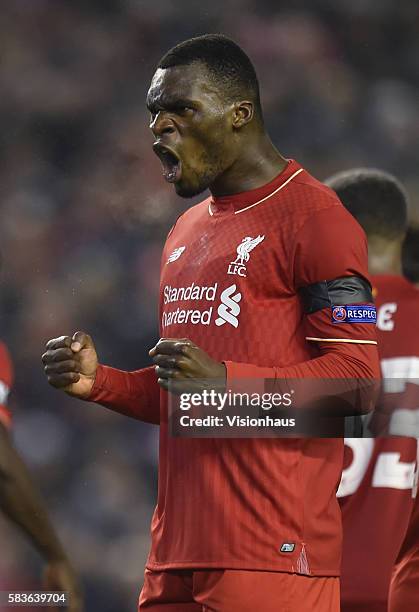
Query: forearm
0 427 67 562
225 343 380 415
88 364 161 424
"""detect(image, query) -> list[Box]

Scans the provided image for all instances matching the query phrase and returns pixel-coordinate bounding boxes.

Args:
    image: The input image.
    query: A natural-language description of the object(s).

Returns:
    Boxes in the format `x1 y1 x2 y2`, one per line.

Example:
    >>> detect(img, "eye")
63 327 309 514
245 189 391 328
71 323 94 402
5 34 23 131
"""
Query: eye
177 106 194 115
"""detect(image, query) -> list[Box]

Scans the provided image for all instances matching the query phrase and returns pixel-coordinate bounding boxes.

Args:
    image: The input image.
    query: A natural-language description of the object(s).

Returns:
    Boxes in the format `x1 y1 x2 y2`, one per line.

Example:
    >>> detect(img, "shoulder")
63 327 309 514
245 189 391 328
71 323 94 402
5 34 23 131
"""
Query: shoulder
288 165 344 219
292 187 366 254
276 164 364 241
166 197 211 240
161 198 212 266
374 276 419 310
290 171 368 285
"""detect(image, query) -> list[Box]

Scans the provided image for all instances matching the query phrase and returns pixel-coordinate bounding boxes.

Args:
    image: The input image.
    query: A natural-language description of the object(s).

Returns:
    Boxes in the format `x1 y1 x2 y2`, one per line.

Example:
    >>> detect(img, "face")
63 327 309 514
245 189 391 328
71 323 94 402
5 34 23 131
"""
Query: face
147 64 234 197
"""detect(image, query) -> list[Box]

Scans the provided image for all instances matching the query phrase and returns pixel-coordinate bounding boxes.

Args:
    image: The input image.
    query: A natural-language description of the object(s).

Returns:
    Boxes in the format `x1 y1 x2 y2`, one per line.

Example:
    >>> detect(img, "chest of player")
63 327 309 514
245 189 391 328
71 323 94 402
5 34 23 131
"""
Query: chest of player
158 211 301 345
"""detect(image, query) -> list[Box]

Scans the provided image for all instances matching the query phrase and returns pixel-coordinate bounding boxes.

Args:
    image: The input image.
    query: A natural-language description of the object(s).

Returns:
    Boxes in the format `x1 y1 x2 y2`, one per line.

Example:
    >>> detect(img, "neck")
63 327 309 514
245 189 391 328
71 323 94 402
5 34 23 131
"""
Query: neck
367 236 403 276
209 132 287 197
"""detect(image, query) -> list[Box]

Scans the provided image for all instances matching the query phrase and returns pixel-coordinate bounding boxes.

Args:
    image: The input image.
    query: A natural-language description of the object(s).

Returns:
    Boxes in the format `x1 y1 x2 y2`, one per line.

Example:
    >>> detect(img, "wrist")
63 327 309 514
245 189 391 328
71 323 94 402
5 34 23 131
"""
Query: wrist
81 365 102 400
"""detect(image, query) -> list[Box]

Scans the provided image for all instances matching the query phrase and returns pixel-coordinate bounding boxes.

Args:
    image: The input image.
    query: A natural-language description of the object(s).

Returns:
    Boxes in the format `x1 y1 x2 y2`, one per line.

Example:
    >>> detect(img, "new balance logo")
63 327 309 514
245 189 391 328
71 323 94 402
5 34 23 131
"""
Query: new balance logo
167 246 186 263
215 284 242 328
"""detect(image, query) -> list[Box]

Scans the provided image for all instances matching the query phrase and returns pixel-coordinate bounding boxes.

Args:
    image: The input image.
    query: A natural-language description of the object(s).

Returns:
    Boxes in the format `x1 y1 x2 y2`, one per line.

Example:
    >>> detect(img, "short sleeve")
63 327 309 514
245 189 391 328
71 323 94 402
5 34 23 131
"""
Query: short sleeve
293 204 377 347
293 203 369 288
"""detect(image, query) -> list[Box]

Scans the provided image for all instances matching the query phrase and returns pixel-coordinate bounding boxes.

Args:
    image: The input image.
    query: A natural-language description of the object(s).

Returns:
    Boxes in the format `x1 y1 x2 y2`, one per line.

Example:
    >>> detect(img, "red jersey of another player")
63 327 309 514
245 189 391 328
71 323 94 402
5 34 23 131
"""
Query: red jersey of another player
0 342 14 430
389 465 419 612
90 159 379 575
338 275 419 612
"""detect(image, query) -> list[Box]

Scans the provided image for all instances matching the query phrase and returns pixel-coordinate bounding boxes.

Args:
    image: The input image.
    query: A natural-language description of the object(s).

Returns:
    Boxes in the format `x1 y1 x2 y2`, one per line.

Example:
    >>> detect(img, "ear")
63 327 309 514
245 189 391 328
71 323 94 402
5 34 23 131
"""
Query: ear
232 101 254 129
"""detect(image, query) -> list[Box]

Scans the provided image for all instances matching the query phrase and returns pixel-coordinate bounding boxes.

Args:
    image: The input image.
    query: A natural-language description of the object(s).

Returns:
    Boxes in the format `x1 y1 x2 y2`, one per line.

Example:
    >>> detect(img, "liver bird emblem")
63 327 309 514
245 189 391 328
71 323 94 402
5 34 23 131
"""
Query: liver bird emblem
233 235 265 266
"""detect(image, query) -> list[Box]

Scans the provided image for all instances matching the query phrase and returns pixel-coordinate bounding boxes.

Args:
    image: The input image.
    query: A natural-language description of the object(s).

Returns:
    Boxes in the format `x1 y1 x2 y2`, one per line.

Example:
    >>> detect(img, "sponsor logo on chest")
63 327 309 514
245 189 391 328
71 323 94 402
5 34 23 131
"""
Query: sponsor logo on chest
162 234 266 329
162 281 242 329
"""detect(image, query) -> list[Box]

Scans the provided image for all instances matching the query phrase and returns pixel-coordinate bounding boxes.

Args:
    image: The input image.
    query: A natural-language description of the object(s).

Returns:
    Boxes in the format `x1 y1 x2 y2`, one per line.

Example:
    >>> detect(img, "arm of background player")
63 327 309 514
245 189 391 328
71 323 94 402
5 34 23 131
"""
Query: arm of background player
224 205 381 413
87 364 161 424
0 423 82 609
0 422 69 560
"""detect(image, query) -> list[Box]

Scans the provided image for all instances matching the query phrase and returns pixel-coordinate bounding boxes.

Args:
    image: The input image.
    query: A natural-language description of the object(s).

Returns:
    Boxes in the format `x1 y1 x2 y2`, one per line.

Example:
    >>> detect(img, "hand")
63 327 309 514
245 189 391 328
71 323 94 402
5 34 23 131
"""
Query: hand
42 332 98 399
43 559 83 612
149 338 226 394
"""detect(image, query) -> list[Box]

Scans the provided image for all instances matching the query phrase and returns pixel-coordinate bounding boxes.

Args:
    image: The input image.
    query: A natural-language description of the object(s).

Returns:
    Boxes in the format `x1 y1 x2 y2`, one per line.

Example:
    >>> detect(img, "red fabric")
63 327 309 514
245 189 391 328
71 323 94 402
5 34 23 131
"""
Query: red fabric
339 275 419 611
223 195 379 405
87 160 379 574
89 364 160 424
389 490 419 611
139 568 340 612
0 342 14 430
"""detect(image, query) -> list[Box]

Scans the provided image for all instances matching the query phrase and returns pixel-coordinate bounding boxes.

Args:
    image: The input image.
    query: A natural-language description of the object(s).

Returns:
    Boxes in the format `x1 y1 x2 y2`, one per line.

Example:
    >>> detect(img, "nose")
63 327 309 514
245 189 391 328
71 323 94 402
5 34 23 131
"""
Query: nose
150 112 176 138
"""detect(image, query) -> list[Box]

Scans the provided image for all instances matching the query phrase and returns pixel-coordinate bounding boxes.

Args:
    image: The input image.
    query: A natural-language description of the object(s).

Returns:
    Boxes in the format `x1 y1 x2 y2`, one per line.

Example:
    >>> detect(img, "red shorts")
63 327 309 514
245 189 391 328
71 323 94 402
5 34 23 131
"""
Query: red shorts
139 568 340 612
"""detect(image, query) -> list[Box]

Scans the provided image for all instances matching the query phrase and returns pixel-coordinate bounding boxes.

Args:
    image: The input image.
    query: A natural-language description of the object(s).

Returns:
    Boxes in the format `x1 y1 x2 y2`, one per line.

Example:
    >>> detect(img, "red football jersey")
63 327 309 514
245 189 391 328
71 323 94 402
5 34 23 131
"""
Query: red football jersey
90 159 379 574
0 342 13 430
389 467 419 612
339 275 419 612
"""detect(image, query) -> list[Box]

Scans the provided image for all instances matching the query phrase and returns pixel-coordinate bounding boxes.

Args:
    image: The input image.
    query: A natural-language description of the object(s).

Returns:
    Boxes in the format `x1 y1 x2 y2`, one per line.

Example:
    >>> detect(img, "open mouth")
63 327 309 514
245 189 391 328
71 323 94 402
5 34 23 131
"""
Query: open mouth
153 143 182 183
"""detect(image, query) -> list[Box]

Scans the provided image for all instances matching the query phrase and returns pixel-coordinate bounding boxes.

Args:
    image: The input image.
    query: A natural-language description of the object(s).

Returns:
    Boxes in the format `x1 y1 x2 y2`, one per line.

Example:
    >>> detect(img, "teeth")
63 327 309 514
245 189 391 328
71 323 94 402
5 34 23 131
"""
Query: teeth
156 148 180 182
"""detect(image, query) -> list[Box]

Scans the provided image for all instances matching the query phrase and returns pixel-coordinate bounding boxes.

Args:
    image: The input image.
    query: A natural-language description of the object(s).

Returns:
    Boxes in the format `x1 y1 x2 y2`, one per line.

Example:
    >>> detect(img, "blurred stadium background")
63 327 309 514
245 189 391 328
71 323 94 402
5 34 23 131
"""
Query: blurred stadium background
1 0 418 610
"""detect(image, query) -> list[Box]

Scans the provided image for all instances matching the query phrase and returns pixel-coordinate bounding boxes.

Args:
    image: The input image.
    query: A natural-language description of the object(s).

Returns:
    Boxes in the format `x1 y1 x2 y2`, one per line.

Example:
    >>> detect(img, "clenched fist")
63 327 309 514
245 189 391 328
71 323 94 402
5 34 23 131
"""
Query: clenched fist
41 332 98 399
149 337 226 394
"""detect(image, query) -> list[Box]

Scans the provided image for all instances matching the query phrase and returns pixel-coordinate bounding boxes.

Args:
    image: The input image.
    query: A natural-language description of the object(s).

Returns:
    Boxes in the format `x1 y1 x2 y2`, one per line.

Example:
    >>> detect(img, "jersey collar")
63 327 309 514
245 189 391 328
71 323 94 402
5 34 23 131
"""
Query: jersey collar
208 159 302 216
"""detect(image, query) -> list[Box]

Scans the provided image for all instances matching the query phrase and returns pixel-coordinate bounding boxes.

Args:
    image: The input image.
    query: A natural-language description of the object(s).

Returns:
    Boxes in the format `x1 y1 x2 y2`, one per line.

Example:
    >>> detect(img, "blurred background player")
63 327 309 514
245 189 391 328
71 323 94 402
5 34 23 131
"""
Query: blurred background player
326 169 419 612
0 340 82 612
402 226 419 289
388 223 419 612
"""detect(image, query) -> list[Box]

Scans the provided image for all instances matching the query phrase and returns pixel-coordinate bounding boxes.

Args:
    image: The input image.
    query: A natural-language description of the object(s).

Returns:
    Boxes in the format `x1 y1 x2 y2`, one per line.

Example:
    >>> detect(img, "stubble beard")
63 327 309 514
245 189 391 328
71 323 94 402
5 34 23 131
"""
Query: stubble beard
175 153 226 198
